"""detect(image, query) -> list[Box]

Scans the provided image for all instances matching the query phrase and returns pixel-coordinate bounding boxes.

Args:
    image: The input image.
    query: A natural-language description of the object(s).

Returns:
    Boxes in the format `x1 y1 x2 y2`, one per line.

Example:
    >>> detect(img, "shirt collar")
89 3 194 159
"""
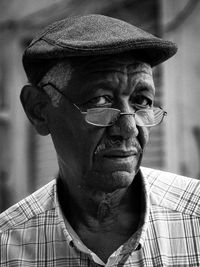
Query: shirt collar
118 168 150 254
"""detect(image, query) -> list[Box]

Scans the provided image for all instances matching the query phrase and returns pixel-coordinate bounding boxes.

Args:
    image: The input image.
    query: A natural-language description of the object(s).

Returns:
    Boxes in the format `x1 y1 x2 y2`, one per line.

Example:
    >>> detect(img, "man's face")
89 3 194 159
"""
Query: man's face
46 55 155 193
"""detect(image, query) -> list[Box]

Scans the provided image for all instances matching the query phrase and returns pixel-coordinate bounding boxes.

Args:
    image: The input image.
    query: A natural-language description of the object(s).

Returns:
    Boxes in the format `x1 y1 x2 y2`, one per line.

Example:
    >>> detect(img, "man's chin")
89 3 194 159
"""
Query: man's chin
83 170 137 193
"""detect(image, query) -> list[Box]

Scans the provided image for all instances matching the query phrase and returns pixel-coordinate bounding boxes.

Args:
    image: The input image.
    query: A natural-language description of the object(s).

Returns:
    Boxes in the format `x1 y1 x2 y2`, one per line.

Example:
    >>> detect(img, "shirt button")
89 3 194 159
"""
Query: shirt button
69 241 74 248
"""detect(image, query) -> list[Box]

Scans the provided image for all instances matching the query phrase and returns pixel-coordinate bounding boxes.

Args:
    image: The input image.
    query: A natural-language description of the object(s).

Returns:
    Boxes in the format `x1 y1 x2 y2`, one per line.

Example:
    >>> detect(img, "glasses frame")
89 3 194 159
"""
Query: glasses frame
81 107 167 127
41 82 167 128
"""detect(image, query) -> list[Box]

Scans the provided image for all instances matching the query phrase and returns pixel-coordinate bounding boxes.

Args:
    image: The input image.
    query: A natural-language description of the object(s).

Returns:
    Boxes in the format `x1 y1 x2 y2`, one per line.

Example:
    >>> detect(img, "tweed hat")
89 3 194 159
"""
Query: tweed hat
22 14 177 84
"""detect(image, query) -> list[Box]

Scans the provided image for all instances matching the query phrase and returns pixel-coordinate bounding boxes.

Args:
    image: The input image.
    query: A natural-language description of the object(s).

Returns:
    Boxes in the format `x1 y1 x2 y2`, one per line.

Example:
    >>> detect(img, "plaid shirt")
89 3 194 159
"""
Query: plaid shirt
1 167 200 266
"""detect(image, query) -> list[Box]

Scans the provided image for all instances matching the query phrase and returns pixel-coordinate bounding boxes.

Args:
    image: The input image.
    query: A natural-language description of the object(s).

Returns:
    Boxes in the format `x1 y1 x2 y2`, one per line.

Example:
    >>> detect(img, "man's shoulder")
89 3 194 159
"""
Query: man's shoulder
0 179 57 233
141 167 200 217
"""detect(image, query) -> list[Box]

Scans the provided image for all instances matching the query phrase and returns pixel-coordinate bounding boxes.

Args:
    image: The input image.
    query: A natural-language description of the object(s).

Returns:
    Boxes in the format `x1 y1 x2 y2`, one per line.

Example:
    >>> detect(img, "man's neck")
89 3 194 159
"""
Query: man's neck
57 173 142 262
57 173 141 232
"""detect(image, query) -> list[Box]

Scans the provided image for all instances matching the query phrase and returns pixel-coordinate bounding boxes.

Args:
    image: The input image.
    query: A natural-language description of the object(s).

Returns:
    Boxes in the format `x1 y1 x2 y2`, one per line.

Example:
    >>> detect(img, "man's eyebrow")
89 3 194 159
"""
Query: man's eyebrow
84 79 116 91
134 82 155 95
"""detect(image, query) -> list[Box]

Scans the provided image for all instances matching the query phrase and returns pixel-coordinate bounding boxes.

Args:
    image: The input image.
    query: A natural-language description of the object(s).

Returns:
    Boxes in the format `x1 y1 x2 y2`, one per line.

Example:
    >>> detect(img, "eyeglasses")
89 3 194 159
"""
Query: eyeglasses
42 83 167 127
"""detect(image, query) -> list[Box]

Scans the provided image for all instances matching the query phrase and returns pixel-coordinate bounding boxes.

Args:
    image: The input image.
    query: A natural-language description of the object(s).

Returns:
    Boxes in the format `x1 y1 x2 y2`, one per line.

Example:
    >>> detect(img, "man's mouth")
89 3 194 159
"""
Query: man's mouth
94 141 142 157
93 143 142 172
102 150 137 158
94 148 139 161
93 148 140 173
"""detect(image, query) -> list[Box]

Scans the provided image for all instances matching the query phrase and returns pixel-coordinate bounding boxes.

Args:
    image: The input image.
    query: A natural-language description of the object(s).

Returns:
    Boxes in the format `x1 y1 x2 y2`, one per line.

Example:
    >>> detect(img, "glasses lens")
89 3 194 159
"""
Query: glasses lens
85 108 120 126
136 108 164 126
153 107 166 124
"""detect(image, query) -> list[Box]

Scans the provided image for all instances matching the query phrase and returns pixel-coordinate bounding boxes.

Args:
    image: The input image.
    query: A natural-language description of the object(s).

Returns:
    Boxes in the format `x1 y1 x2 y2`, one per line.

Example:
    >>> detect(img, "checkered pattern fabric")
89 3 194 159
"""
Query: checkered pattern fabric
1 167 200 266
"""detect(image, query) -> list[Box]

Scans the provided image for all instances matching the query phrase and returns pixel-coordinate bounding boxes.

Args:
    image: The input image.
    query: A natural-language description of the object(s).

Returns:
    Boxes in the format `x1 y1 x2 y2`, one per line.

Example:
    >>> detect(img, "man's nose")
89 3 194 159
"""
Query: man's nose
108 111 139 140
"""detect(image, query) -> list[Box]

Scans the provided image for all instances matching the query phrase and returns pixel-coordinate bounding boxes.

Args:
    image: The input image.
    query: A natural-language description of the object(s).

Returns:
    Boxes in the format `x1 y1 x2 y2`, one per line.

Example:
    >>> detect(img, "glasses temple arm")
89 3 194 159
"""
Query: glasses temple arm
41 82 84 112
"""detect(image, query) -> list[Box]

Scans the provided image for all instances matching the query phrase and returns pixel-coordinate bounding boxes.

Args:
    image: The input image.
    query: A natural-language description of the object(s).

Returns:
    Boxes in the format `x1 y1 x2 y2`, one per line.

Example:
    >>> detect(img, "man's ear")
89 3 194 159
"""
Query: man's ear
20 84 50 136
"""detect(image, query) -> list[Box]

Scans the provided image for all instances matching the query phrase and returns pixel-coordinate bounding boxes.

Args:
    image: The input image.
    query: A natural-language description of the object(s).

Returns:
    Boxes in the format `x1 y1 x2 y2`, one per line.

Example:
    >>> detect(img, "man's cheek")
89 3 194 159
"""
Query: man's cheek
80 132 101 167
138 127 150 148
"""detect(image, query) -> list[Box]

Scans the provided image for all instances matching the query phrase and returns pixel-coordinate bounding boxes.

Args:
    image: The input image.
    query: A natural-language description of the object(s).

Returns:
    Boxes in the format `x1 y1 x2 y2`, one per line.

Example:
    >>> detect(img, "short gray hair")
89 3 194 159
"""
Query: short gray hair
38 60 73 107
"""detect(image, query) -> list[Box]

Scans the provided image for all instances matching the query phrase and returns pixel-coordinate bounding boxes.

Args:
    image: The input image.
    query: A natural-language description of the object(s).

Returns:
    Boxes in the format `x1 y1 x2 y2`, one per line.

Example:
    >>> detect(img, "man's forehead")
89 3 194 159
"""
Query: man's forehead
39 53 153 93
67 55 154 99
72 54 152 76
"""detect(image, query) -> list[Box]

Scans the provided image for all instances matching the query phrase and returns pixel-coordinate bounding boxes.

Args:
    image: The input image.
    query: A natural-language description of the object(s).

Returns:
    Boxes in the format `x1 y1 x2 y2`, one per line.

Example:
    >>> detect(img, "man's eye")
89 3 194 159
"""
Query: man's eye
87 96 112 107
131 95 152 108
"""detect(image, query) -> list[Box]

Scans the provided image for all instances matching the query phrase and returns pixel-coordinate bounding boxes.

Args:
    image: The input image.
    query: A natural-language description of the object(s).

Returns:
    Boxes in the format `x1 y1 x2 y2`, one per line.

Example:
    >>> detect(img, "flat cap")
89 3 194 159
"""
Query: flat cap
23 14 177 84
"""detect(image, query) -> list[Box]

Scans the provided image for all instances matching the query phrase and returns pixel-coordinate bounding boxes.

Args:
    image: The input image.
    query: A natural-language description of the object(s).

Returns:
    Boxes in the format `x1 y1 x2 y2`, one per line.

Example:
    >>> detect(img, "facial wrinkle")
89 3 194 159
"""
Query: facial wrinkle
126 72 155 97
105 67 152 98
74 52 151 76
83 63 151 78
82 66 152 99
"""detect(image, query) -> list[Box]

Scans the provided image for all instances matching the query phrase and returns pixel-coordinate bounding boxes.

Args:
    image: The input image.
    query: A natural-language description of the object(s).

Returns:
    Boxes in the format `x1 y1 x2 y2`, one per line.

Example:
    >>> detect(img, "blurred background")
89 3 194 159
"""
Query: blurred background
0 0 200 212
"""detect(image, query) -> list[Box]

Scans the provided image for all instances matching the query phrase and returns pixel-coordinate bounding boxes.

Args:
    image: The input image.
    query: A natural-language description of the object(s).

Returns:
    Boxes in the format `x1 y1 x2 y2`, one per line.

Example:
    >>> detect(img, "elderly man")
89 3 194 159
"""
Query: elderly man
1 14 200 266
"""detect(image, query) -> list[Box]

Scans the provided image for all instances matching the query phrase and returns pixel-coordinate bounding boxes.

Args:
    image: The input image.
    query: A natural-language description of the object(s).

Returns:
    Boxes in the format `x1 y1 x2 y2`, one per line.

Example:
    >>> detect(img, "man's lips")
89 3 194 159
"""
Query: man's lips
96 149 138 158
93 148 140 172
